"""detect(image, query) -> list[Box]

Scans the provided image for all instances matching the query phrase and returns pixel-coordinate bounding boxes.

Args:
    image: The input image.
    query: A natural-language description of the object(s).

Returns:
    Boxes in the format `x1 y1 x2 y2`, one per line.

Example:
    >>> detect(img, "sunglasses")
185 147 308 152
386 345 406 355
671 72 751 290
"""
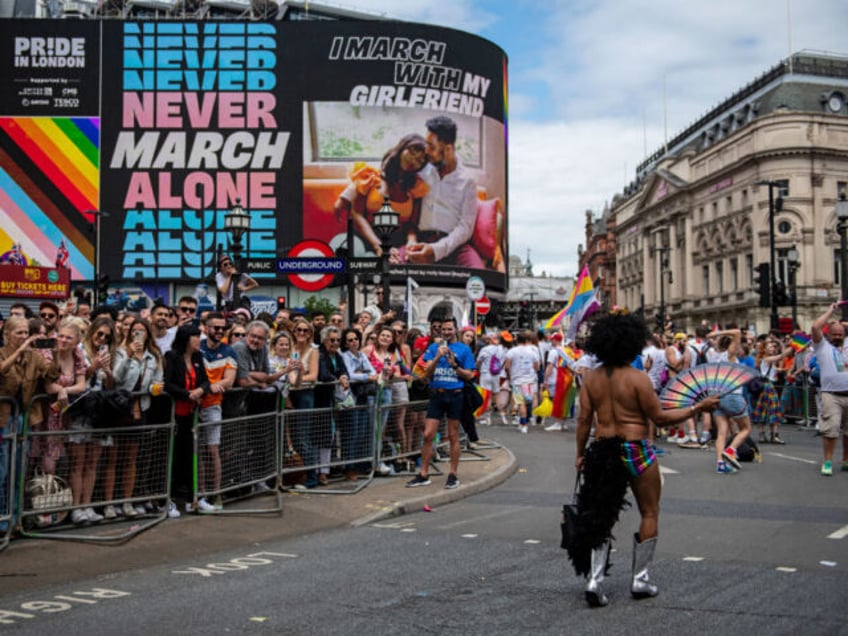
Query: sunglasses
346 337 359 343
94 331 110 339
209 325 227 331
327 337 340 343
231 332 246 338
178 306 196 313
295 328 310 334
221 261 233 267
40 312 56 319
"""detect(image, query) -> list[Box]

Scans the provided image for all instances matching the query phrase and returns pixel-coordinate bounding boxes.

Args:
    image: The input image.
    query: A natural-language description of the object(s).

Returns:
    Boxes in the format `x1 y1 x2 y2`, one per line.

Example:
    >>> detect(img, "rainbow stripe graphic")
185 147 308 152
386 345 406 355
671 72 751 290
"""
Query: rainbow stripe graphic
0 117 99 279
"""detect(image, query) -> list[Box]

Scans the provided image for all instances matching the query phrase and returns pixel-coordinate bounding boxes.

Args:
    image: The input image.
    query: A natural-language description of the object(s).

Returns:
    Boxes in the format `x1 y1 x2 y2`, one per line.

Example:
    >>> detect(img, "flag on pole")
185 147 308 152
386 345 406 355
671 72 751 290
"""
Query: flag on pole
788 332 811 353
545 265 595 330
472 385 491 418
565 292 601 342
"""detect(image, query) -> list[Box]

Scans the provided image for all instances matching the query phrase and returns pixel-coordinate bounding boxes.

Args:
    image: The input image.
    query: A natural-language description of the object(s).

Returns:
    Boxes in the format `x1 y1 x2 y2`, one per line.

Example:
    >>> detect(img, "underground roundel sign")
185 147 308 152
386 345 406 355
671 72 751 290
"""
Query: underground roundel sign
279 240 345 292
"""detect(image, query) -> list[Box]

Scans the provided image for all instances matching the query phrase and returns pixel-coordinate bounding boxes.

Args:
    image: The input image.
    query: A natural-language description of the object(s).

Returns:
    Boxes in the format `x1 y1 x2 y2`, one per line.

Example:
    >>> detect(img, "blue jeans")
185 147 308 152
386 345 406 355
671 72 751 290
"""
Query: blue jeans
289 390 317 487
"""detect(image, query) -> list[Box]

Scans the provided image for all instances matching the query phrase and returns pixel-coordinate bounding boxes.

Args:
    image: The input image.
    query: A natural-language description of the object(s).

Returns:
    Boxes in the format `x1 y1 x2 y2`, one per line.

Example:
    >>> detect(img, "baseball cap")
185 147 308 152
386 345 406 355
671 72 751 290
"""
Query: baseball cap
500 330 514 343
551 333 563 342
673 332 687 341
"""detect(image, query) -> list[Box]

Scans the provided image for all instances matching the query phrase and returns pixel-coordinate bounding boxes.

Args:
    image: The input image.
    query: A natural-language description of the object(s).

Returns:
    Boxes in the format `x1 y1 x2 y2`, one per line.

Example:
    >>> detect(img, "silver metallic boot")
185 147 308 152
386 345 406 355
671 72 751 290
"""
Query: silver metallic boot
584 540 610 607
631 533 659 599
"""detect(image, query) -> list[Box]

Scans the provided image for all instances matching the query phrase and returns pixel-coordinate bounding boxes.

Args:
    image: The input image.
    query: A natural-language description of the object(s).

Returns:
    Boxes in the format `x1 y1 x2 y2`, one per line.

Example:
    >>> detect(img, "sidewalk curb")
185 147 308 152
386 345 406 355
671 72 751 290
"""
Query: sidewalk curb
350 446 519 527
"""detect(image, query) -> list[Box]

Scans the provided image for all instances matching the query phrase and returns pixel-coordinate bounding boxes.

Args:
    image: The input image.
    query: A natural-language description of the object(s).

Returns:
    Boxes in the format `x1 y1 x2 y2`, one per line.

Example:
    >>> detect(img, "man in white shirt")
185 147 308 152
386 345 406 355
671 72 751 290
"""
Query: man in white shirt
811 302 848 476
402 116 484 269
504 330 541 434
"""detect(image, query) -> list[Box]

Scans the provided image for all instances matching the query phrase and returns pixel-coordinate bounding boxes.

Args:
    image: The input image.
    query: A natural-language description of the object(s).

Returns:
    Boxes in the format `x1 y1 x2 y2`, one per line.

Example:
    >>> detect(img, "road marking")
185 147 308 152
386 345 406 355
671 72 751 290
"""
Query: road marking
827 524 848 539
524 539 541 544
461 533 477 539
372 521 416 529
820 560 838 567
660 466 679 475
768 452 817 465
437 507 523 530
776 567 797 573
400 528 417 533
683 556 704 562
172 552 296 577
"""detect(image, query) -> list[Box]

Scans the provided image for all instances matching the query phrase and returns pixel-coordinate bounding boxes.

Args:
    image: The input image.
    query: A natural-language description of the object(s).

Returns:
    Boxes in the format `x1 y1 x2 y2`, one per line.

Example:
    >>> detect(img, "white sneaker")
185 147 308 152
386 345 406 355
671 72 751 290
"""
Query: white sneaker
378 462 394 475
478 418 489 426
71 508 88 525
253 481 273 493
544 422 563 432
519 424 528 434
102 504 117 520
167 502 181 519
134 504 147 516
85 507 103 523
185 501 195 513
122 503 138 517
196 497 216 513
499 413 508 426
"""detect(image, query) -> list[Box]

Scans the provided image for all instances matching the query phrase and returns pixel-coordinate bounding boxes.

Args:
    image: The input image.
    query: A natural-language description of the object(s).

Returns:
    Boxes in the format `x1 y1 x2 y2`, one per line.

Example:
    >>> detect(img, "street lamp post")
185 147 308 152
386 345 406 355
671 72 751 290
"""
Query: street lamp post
85 210 110 304
836 192 848 320
787 245 800 328
757 180 784 331
223 197 250 309
651 243 671 334
371 196 400 314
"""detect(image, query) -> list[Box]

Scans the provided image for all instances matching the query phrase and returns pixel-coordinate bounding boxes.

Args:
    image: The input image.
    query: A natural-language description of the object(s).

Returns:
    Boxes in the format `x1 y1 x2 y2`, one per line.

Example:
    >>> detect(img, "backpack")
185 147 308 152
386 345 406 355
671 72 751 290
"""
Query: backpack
694 343 711 365
489 350 503 375
736 437 761 463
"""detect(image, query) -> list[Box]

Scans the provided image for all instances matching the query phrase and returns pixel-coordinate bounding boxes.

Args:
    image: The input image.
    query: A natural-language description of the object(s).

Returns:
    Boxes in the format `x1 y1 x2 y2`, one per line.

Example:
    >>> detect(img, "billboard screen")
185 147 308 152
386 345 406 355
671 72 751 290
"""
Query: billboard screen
0 19 508 292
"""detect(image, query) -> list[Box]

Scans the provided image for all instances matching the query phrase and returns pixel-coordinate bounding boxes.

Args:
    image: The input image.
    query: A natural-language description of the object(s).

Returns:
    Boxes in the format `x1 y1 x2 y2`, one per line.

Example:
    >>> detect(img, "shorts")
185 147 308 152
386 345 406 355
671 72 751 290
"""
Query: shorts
511 383 536 407
479 374 500 395
620 439 656 477
714 393 747 418
426 389 463 421
67 416 113 447
199 404 222 446
819 392 848 439
390 381 409 404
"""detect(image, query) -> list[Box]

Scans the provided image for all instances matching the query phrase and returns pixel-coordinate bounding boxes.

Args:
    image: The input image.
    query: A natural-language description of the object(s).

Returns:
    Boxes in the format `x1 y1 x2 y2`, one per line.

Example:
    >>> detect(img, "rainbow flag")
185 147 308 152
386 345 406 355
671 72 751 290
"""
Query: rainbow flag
545 265 596 330
550 347 579 418
789 332 811 353
473 385 491 418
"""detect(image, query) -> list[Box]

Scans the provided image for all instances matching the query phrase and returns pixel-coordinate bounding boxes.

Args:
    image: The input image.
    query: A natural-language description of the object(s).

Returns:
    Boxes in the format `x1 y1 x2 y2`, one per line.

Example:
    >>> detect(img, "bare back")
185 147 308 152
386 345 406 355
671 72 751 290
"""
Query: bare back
579 365 662 441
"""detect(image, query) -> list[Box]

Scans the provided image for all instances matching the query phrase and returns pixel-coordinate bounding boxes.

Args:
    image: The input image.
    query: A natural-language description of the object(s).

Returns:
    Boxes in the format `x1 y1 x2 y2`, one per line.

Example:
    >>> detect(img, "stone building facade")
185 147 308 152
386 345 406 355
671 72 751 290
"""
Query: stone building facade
612 52 848 334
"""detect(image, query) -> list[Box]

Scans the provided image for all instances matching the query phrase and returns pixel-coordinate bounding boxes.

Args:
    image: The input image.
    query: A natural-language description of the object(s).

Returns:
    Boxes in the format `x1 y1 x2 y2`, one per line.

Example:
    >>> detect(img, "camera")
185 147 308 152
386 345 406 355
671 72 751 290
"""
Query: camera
34 338 56 349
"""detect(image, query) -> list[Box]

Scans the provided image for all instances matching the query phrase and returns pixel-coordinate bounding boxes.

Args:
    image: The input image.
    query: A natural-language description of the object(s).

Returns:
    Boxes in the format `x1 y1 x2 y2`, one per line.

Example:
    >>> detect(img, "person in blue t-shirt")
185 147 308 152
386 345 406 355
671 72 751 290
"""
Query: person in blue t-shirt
405 318 475 490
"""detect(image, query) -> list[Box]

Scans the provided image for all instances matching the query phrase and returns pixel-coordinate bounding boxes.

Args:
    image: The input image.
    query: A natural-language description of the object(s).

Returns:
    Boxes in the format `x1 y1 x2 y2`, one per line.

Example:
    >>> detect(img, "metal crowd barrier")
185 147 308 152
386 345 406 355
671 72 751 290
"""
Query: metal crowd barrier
16 392 174 543
0 397 18 551
279 380 376 495
192 387 282 514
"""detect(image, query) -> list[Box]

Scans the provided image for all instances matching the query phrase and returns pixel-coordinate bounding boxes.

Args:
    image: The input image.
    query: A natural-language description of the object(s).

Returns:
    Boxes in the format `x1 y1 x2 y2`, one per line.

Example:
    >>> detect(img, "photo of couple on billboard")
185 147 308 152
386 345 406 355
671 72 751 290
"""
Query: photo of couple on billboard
302 105 507 288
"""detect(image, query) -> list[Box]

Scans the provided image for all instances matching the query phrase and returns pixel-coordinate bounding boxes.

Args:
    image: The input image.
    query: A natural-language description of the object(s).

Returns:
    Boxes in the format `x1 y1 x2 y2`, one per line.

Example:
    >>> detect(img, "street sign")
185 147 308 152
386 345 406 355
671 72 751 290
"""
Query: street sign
475 297 491 315
348 257 381 274
243 258 277 274
283 240 342 291
466 275 485 301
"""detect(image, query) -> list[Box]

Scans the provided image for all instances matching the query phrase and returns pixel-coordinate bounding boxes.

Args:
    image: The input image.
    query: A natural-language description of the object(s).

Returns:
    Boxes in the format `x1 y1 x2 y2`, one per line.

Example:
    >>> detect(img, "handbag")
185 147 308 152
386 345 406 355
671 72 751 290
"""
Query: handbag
27 469 73 511
334 385 356 409
282 448 307 486
560 474 581 550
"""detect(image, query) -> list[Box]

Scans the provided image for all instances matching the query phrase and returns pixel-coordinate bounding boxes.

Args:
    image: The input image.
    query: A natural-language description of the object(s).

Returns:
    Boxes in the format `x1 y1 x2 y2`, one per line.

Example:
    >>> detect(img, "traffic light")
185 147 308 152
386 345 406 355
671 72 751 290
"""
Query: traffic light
97 274 110 305
518 301 529 326
754 263 770 308
277 296 286 311
773 280 789 306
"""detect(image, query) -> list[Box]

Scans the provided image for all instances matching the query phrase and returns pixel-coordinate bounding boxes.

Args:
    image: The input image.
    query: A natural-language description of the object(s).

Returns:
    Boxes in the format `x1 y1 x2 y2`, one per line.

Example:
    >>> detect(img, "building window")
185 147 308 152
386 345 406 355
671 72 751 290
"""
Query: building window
746 254 753 286
711 201 718 219
741 189 748 207
716 261 724 294
838 181 847 197
730 257 739 291
776 249 790 284
702 265 710 295
726 196 732 213
776 179 789 197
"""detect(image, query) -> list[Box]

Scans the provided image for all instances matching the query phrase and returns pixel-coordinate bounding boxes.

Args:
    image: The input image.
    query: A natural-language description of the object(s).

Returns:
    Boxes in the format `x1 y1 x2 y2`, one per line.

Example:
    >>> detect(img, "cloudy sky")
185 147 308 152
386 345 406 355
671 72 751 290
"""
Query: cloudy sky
333 0 848 278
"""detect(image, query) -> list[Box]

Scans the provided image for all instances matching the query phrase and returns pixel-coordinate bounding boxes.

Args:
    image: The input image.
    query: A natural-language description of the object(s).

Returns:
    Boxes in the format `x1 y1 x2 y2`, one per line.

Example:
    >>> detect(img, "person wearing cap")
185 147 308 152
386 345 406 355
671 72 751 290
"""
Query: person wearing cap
215 254 259 308
38 301 60 337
